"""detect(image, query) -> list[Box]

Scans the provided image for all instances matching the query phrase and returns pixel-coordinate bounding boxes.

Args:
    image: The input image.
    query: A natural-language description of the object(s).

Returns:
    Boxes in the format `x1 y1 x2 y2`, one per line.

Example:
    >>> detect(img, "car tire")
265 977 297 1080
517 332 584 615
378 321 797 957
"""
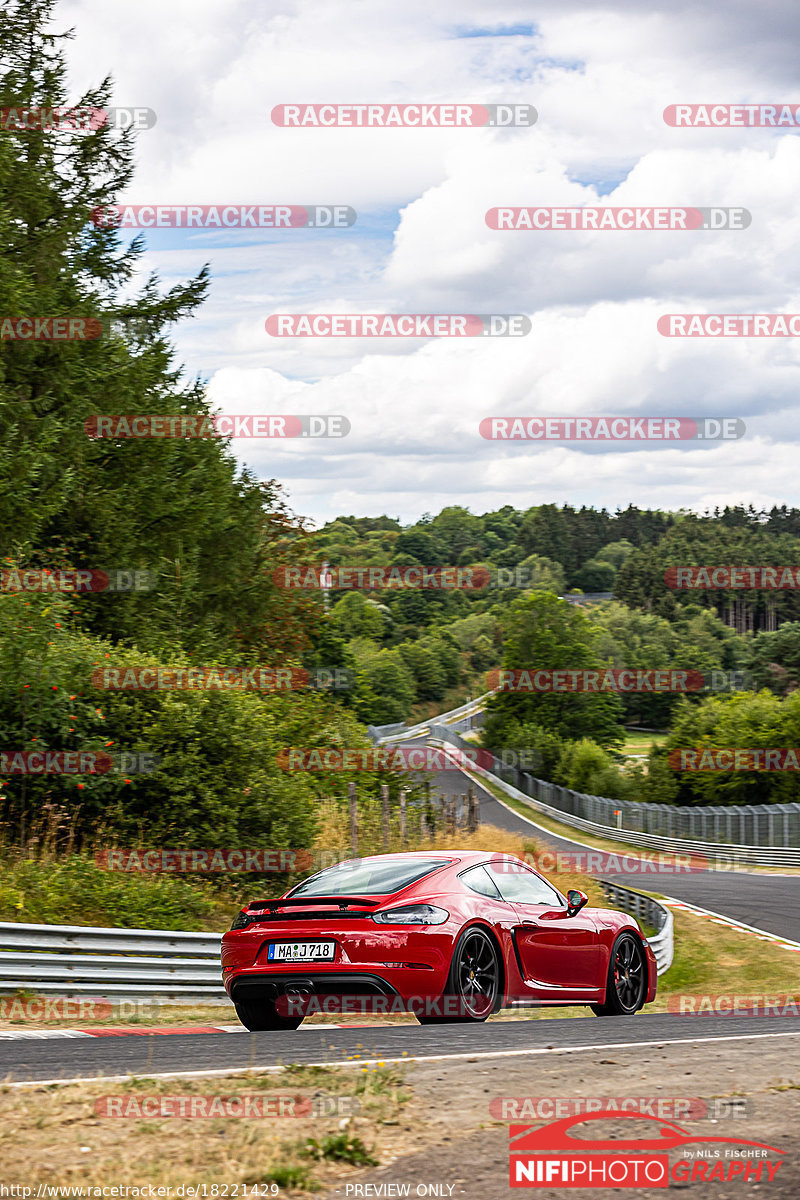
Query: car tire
233 998 303 1031
416 926 501 1024
591 932 647 1016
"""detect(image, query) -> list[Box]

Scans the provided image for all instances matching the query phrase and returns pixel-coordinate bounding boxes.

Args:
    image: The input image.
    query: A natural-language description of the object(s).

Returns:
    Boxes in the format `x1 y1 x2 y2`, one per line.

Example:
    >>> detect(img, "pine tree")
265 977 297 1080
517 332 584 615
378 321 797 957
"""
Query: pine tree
0 0 318 662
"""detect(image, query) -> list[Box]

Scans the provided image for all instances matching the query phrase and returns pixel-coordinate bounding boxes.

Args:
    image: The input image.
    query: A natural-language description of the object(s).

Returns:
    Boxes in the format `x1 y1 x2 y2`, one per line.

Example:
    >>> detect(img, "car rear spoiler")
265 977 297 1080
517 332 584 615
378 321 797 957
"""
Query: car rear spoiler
248 896 383 911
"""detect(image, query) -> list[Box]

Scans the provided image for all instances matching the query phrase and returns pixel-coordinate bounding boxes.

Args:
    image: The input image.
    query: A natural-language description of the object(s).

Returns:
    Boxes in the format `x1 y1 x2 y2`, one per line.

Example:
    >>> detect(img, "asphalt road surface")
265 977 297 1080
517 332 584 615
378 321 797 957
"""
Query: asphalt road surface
2 1014 800 1083
399 739 800 943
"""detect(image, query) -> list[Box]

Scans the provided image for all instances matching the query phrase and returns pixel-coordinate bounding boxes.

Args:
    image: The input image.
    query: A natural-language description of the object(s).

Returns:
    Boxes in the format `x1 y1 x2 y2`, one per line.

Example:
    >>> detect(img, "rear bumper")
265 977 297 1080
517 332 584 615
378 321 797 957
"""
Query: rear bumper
224 962 437 1008
221 922 451 1005
228 970 401 1003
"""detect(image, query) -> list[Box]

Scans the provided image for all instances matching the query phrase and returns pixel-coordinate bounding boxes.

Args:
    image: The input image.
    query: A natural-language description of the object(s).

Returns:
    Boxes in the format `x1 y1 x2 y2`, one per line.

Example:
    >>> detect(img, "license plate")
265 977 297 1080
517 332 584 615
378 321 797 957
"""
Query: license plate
267 941 335 962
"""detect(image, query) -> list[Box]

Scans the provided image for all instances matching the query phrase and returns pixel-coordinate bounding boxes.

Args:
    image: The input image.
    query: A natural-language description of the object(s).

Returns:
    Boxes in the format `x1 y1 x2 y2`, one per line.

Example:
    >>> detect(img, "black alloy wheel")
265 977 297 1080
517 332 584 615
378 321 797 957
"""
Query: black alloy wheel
591 932 647 1016
417 926 500 1024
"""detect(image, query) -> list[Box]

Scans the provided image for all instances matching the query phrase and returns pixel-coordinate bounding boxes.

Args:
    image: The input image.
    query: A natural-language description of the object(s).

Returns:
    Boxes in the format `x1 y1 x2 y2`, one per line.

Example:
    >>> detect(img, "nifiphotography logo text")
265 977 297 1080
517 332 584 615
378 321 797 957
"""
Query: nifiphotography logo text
508 1111 784 1187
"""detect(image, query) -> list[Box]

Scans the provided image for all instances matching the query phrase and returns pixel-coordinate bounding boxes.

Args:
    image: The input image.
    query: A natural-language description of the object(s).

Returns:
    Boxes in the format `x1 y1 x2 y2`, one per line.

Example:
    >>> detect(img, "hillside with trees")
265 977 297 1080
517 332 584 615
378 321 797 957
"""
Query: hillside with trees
311 506 800 807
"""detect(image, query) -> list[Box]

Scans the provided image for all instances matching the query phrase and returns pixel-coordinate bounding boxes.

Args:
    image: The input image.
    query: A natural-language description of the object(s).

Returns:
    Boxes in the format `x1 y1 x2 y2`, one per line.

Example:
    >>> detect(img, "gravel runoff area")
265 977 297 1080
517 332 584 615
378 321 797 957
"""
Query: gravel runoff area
321 1032 800 1200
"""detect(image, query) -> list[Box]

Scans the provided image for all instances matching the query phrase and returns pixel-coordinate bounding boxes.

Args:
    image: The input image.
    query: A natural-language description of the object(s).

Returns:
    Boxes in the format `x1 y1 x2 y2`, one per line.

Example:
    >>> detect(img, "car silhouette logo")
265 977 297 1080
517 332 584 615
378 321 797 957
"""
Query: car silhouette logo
510 1110 783 1155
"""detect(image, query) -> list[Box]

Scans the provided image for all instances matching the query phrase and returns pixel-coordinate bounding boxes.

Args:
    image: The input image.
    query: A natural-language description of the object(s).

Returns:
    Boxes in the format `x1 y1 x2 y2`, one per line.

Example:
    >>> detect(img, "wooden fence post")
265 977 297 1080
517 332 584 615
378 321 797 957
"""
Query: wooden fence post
399 788 407 846
381 784 390 850
348 781 358 857
468 787 479 832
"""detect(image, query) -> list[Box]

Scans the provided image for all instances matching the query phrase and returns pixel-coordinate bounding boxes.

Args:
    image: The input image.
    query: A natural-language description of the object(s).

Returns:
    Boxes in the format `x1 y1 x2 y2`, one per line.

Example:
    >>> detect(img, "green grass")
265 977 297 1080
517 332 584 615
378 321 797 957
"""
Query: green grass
651 907 800 1004
0 852 243 930
622 730 668 755
302 1133 378 1167
245 1165 316 1191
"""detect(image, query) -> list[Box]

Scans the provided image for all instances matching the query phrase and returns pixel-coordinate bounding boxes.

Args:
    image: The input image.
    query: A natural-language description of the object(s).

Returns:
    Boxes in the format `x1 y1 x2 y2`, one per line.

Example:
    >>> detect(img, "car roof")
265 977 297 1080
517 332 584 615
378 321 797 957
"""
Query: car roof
332 850 516 863
331 849 520 868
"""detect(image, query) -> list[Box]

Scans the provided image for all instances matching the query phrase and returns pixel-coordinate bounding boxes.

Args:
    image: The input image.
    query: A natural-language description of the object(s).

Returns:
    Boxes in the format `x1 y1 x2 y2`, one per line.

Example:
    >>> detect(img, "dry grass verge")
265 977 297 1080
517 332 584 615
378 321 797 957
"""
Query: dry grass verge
0 1063 413 1193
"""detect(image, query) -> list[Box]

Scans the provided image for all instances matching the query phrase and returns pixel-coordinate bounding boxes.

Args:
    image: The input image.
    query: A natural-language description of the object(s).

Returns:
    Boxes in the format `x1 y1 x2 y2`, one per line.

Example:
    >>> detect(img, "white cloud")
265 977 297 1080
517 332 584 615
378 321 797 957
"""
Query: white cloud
55 0 800 522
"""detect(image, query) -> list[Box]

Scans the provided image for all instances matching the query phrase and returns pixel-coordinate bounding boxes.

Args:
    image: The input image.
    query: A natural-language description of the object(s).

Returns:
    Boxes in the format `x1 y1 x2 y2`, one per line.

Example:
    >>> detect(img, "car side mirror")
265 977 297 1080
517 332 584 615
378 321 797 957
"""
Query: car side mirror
566 889 588 917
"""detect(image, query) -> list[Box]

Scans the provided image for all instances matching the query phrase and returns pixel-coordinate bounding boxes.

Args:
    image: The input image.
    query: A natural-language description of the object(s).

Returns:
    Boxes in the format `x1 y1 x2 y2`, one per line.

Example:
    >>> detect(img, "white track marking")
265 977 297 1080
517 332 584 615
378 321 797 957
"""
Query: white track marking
0 1030 94 1040
661 895 800 951
214 1024 340 1033
0 1023 340 1040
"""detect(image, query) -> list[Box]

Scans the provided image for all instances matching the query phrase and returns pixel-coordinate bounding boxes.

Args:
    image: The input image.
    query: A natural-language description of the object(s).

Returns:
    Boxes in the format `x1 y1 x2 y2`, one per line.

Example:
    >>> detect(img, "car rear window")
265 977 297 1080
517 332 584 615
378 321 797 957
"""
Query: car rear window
288 857 452 897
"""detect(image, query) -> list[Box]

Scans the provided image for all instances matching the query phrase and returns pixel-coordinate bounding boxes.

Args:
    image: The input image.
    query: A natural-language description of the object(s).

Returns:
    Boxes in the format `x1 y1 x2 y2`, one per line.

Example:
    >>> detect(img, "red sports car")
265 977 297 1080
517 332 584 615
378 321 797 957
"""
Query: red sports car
221 850 657 1030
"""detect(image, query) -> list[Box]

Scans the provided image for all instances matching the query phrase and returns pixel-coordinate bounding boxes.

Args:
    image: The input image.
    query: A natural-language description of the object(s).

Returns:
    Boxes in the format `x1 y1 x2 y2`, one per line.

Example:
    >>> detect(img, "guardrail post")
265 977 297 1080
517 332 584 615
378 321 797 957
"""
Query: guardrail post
399 787 407 846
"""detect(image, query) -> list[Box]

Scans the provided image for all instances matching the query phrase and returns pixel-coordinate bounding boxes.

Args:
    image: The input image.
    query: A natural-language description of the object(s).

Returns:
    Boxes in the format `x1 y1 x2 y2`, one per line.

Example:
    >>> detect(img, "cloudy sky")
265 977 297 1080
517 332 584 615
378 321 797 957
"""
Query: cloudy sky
59 0 800 526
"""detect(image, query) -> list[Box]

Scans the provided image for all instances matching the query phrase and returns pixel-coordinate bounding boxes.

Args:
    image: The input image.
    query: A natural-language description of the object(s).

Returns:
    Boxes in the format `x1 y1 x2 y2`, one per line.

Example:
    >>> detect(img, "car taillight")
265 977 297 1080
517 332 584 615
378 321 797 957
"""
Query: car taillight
229 911 250 930
372 904 449 925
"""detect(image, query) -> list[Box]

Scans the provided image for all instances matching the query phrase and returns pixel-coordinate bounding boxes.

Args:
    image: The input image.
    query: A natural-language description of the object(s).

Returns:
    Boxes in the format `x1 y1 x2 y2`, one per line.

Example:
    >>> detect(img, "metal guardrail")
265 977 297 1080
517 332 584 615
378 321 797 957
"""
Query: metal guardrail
428 725 800 866
522 772 800 858
0 921 229 1005
367 720 407 741
598 882 674 975
0 897 671 1012
369 692 492 745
